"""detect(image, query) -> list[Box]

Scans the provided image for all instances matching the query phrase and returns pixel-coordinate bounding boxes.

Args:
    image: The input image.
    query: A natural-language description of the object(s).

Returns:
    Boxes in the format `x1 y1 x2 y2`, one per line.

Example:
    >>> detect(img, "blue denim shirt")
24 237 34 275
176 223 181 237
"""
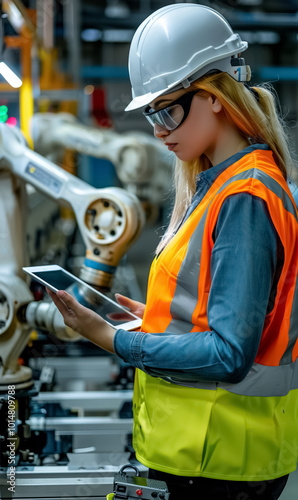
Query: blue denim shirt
114 144 286 383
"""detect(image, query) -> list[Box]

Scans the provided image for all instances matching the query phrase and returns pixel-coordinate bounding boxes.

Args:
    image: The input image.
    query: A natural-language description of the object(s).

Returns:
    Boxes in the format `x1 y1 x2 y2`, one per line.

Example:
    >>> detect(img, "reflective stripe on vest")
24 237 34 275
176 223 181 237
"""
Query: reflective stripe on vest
133 149 298 479
161 358 298 397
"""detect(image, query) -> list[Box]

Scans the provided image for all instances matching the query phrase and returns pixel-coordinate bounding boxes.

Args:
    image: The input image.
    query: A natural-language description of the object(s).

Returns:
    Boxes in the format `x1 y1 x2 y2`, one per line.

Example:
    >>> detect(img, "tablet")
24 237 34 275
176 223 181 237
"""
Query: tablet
23 264 142 331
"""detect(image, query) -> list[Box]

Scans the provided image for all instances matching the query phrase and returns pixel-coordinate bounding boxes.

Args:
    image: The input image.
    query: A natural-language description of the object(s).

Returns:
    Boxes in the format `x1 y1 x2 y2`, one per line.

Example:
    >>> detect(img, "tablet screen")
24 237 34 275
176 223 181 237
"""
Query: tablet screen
31 269 138 327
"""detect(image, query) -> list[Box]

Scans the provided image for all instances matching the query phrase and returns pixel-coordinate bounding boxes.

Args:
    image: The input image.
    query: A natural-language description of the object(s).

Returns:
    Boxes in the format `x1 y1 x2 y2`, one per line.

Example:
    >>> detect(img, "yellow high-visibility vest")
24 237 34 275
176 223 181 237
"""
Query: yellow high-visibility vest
133 148 298 480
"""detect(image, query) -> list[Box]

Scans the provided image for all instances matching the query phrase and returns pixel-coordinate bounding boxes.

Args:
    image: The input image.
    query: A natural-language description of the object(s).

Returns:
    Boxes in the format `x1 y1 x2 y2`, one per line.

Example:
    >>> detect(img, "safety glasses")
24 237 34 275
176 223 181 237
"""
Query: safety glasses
143 90 199 131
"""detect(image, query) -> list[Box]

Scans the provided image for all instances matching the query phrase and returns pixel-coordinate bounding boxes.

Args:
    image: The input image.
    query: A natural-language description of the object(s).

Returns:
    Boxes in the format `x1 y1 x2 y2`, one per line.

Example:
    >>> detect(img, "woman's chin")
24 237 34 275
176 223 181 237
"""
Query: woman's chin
175 151 195 162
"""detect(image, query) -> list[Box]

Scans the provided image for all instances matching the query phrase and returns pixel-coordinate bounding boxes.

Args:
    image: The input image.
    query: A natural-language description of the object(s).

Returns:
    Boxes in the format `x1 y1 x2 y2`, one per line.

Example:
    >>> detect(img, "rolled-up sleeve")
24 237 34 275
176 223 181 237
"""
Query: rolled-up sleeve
113 193 279 383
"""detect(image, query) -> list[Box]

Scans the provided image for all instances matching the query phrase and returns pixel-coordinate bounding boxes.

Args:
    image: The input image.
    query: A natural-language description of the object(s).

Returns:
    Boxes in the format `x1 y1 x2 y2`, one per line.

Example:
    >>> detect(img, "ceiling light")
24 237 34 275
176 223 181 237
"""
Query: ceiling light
0 61 22 87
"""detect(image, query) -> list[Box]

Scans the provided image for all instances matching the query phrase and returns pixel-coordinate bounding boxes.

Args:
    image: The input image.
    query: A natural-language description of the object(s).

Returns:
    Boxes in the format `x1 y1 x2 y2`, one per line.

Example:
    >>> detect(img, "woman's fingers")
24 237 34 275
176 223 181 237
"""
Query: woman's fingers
56 290 80 311
47 289 76 310
46 288 80 322
114 293 134 308
46 288 69 314
114 293 145 319
115 293 144 311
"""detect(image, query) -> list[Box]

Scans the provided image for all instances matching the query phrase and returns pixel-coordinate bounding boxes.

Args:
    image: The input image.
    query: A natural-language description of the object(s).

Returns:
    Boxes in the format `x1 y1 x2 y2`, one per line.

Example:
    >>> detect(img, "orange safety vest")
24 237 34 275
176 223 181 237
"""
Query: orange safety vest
133 148 298 480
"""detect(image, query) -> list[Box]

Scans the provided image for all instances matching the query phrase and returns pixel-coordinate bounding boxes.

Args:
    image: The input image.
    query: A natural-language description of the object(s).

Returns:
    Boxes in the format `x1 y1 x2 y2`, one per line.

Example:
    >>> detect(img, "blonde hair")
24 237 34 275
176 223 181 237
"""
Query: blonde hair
156 71 294 253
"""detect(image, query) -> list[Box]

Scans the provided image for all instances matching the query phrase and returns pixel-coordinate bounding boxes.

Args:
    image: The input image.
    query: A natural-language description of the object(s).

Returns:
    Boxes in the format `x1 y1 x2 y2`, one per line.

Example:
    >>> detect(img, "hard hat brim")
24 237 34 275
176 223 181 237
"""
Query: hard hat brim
125 89 165 112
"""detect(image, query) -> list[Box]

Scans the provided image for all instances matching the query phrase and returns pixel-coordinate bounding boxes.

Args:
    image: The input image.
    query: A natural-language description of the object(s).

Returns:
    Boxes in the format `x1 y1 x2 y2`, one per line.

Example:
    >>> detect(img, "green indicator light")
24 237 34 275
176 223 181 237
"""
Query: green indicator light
0 105 8 116
0 113 8 122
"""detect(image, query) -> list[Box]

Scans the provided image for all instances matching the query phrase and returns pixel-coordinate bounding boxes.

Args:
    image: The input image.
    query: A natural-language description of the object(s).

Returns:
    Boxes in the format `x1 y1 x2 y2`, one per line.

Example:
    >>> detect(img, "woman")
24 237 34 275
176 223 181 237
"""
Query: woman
48 4 298 499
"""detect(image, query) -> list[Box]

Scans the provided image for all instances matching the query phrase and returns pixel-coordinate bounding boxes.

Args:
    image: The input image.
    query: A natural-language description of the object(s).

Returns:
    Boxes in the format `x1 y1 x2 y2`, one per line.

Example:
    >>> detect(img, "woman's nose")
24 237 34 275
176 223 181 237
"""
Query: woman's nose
154 123 170 138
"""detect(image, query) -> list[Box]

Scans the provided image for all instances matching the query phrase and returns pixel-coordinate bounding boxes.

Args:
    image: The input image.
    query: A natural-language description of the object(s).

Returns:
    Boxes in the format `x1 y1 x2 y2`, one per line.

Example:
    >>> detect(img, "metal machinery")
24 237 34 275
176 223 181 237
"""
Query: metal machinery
31 112 174 208
0 122 147 499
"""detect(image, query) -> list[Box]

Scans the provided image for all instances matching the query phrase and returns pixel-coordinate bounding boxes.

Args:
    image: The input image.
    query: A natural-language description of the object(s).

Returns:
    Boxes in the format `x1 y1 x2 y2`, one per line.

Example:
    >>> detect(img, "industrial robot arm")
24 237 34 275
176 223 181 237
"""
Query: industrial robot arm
0 123 145 288
31 112 174 205
0 123 145 389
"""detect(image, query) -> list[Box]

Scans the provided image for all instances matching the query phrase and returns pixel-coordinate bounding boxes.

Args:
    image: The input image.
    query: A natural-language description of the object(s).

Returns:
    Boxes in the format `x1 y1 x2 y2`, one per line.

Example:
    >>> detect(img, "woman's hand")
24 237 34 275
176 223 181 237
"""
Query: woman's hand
115 293 145 319
46 288 116 353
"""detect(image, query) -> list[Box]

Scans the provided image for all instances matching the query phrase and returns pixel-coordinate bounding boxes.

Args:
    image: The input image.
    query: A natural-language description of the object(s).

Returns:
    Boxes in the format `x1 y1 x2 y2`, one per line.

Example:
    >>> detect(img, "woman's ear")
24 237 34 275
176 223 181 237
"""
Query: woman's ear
208 94 222 113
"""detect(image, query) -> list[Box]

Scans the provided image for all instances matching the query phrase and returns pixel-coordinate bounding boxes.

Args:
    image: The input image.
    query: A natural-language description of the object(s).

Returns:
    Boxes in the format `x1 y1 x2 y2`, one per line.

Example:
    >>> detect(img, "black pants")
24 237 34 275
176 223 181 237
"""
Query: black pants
148 469 289 500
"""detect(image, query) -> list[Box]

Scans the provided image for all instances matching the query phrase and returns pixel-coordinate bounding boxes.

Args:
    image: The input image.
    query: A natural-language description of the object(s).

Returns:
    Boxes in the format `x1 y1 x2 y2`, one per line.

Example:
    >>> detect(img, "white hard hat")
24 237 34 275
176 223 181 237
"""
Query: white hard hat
125 3 250 111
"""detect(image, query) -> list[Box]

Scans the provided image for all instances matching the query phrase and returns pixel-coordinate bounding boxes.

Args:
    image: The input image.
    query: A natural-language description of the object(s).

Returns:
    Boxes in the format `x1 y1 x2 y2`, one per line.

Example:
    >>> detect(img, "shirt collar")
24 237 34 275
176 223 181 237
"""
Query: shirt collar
196 143 270 188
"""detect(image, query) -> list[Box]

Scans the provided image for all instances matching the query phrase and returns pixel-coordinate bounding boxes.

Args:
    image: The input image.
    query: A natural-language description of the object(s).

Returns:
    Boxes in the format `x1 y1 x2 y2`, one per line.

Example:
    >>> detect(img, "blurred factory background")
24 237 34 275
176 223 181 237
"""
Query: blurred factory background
0 1 297 499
